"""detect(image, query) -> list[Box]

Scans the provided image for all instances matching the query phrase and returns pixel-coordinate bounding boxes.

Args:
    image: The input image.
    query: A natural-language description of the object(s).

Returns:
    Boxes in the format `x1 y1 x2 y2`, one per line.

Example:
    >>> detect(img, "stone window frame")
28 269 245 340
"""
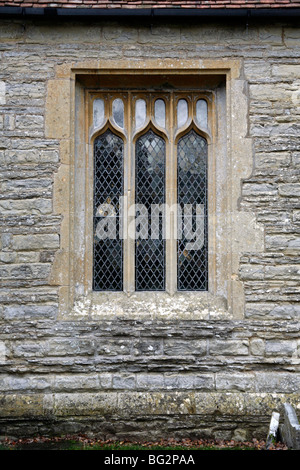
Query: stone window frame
47 58 263 321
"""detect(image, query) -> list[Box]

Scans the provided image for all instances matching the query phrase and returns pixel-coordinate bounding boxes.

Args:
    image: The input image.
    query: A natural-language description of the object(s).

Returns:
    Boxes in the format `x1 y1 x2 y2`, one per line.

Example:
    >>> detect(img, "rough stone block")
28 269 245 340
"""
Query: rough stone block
249 84 291 102
281 403 300 450
54 392 118 417
47 338 94 357
0 198 52 215
264 265 300 281
246 303 300 320
0 81 6 105
255 152 290 169
265 340 297 357
4 304 57 320
138 25 180 45
216 373 254 392
245 302 300 320
54 374 99 392
133 339 163 356
244 61 271 81
279 183 300 197
292 152 300 167
163 339 207 356
0 375 52 392
0 394 47 418
4 114 15 130
250 338 265 356
15 114 44 131
272 64 300 79
26 23 101 44
0 263 51 280
102 24 138 43
12 234 60 251
209 340 249 356
112 374 136 390
266 235 300 254
293 210 300 223
239 265 264 281
284 27 300 47
0 341 6 364
258 27 283 45
136 374 163 391
0 252 16 263
99 373 113 389
96 338 132 356
242 183 278 196
255 373 300 394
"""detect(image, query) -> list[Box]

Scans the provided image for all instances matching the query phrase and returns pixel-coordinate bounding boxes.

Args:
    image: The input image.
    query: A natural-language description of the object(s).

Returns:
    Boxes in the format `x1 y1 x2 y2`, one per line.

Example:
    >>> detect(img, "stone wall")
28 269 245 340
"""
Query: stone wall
0 16 299 440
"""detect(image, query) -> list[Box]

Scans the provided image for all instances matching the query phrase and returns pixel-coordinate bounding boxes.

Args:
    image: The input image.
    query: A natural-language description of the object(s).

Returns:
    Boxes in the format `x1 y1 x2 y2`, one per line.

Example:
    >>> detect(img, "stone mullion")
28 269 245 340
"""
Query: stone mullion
166 92 177 295
124 91 135 295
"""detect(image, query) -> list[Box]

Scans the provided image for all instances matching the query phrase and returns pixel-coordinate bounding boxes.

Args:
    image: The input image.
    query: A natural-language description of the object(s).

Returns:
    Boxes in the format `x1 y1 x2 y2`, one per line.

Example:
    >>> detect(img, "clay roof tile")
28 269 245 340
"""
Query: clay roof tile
1 0 300 9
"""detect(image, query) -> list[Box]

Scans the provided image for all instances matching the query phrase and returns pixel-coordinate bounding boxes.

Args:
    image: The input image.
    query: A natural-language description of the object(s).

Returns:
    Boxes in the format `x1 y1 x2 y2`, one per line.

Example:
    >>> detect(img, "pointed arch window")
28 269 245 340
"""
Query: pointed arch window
135 130 166 291
91 93 210 293
93 129 124 291
177 130 208 291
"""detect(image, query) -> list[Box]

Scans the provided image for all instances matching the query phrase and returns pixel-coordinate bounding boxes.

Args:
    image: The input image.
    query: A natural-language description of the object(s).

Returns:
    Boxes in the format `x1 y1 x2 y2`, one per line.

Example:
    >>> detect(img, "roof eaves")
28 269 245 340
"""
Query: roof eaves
1 5 300 18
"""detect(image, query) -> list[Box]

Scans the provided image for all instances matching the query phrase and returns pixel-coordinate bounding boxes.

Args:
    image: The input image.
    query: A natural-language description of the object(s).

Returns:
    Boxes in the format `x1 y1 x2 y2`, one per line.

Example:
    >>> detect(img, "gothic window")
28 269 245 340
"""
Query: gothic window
93 130 123 291
92 93 209 293
135 130 166 291
177 130 208 291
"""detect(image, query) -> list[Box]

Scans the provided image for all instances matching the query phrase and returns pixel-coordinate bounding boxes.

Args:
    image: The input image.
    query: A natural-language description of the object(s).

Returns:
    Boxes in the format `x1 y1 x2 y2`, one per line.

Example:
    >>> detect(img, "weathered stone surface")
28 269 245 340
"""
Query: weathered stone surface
265 265 300 281
12 234 59 251
0 81 6 105
3 304 57 320
0 341 6 364
164 339 207 356
246 303 300 319
255 152 291 169
0 17 300 440
265 340 297 357
209 340 249 356
265 235 300 252
54 392 119 417
0 199 52 215
249 338 265 356
279 183 300 197
215 373 255 392
281 403 300 450
266 411 280 449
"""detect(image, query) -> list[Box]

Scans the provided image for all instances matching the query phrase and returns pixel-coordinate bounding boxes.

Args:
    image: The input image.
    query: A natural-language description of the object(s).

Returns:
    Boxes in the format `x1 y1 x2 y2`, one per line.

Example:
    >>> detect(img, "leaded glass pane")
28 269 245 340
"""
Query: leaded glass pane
112 98 124 128
135 130 165 291
196 99 208 129
93 98 105 128
93 130 123 291
177 99 188 128
135 99 146 128
154 99 166 128
177 130 208 291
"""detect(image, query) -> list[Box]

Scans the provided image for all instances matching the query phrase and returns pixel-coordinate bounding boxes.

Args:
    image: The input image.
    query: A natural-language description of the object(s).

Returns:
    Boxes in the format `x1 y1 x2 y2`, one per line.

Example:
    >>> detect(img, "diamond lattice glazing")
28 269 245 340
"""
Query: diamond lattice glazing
93 130 123 291
177 130 208 291
135 130 166 291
